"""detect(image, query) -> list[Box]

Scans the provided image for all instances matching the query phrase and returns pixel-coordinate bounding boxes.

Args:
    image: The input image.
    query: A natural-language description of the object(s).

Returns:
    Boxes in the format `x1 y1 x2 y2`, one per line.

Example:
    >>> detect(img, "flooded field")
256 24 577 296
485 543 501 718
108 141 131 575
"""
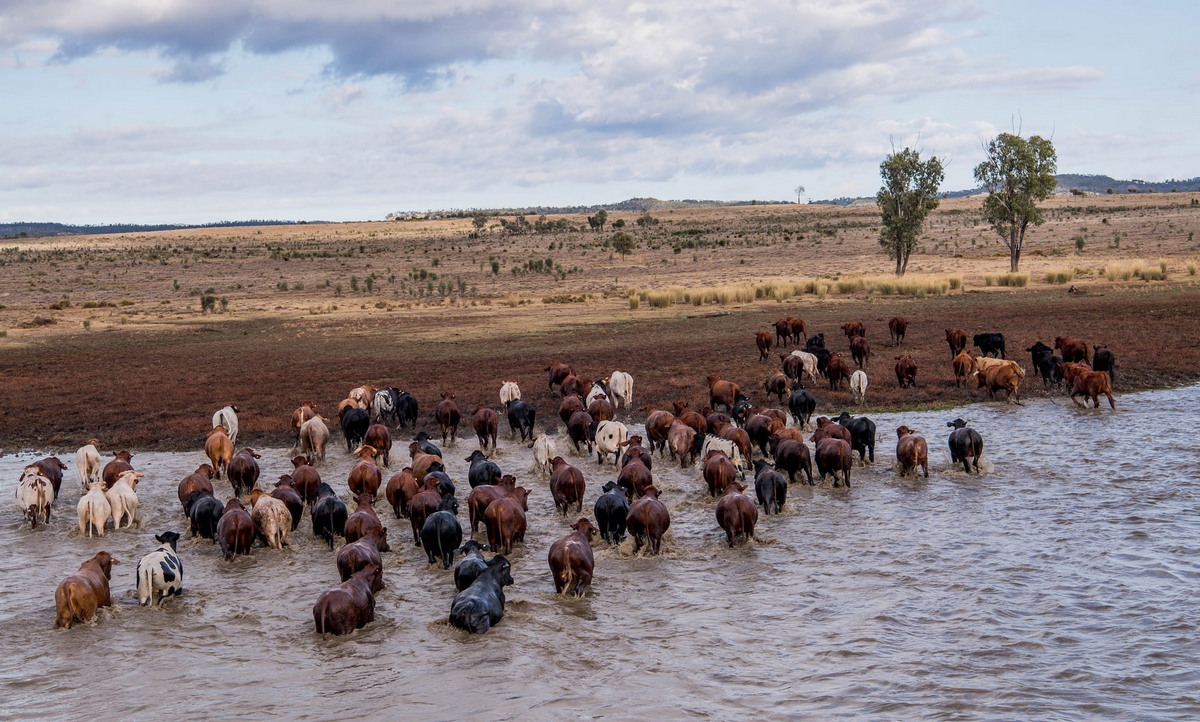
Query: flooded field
2 386 1198 718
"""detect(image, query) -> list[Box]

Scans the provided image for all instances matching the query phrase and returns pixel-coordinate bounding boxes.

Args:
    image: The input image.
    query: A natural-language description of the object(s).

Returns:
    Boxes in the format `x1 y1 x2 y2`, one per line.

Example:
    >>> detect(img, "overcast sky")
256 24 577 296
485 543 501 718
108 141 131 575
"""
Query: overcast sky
1 0 1196 224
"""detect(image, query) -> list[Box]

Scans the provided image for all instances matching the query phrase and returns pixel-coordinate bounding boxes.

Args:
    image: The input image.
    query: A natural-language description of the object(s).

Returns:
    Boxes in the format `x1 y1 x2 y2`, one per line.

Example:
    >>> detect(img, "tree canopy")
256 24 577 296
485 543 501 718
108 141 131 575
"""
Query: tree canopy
973 133 1057 272
876 147 944 276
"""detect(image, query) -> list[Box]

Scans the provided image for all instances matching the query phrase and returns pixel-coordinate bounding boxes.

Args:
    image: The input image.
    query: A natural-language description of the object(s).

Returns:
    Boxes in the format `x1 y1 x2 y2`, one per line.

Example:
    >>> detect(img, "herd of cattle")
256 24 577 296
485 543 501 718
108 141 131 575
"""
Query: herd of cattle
16 314 1118 635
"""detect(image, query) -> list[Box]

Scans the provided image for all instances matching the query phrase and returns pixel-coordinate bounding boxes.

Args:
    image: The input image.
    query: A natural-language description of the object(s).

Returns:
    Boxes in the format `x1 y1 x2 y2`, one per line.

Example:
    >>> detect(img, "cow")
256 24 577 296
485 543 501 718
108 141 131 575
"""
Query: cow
290 455 322 504
465 450 502 489
532 434 557 477
627 485 670 555
300 415 329 463
343 492 384 547
136 531 183 607
311 483 348 550
835 412 877 465
755 331 773 361
587 394 615 424
548 518 597 596
895 426 929 478
468 476 529 534
184 491 223 541
744 414 775 458
945 328 968 358
616 458 653 501
894 355 917 388
217 498 255 560
77 478 112 537
711 421 752 467
814 437 852 488
471 406 499 451
811 416 852 445
549 457 586 514
212 405 240 446
313 565 381 636
806 332 826 349
1059 361 1092 389
888 316 908 346
977 363 1022 404
16 473 53 528
337 528 389 587
774 318 793 346
349 386 379 418
716 482 758 547
385 468 420 519
561 374 590 400
393 390 419 429
1071 370 1116 409
605 371 635 410
566 410 595 455
706 375 743 413
953 349 975 387
247 489 291 550
850 336 871 369
23 456 67 501
698 435 746 477
409 444 444 482
702 449 738 497
787 317 808 343
1054 336 1089 364
362 424 392 467
347 445 382 500
177 463 216 510
667 419 697 468
638 404 675 457
593 481 629 544
787 387 817 429
291 403 317 441
270 477 303 531
449 555 514 634
849 370 868 405
752 459 786 515
454 540 490 592
807 345 832 378
227 448 261 497
421 494 464 569
973 332 1006 359
842 321 866 339
972 356 1026 379
1092 345 1116 383
762 372 789 404
545 362 576 393
483 495 527 555
1026 342 1061 388
76 440 102 492
947 419 984 474
558 394 585 426
672 401 708 437
106 470 141 530
773 439 813 485
826 352 851 390
102 450 134 489
54 551 118 628
340 407 370 453
505 399 537 442
498 381 521 407
594 419 630 467
787 350 819 385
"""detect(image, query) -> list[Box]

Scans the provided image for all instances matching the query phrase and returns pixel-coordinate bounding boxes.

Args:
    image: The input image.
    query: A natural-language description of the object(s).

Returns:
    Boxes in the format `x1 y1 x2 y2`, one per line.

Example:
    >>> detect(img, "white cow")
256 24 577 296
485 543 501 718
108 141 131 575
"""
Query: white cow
585 382 607 409
78 481 112 537
106 470 141 530
137 532 183 607
531 434 558 477
212 405 240 447
593 420 630 467
788 350 820 384
76 439 102 492
850 370 868 405
605 371 634 410
300 415 330 463
248 489 291 549
499 381 521 406
15 473 53 528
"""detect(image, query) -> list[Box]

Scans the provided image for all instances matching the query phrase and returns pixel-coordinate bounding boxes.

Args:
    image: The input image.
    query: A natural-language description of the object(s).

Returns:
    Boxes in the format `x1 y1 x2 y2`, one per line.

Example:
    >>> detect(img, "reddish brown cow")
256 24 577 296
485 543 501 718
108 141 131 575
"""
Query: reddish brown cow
566 411 594 455
27 457 67 499
672 402 708 437
291 402 317 440
744 414 775 457
1055 336 1090 364
468 475 529 532
587 395 615 423
313 565 381 636
205 427 234 481
716 482 758 547
755 330 773 361
702 449 738 497
484 496 527 555
952 350 974 388
773 318 793 346
102 450 135 489
1060 361 1092 388
290 455 322 504
895 426 929 478
780 353 804 382
894 355 917 388
227 448 261 497
410 446 444 481
548 518 597 596
850 336 871 369
761 372 789 403
639 405 675 456
787 317 808 343
177 463 216 509
558 394 585 425
945 328 968 357
667 419 697 468
712 421 752 465
385 468 420 519
54 551 118 628
810 416 852 445
774 438 813 485
814 438 852 488
561 375 590 400
217 498 255 560
627 485 670 555
407 483 442 544
549 457 586 515
363 424 392 466
706 375 743 412
616 458 653 500
545 362 576 392
888 317 909 346
336 528 389 587
471 406 499 451
703 407 732 429
841 321 866 339
977 364 1022 404
344 492 385 545
826 352 851 390
435 393 461 445
1071 370 1116 409
347 445 382 500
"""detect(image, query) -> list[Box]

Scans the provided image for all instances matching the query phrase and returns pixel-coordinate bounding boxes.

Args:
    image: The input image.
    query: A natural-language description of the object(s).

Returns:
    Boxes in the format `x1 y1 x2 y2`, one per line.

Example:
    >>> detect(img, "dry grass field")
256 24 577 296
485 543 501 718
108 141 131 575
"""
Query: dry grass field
2 193 1199 451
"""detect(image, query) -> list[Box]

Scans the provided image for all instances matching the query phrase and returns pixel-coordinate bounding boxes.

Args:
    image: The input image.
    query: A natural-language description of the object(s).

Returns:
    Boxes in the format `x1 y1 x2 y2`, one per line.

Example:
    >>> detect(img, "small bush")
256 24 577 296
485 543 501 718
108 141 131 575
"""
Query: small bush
984 273 1029 287
1044 268 1074 284
1187 259 1197 276
628 294 640 310
277 281 288 291
82 319 91 330
200 294 217 313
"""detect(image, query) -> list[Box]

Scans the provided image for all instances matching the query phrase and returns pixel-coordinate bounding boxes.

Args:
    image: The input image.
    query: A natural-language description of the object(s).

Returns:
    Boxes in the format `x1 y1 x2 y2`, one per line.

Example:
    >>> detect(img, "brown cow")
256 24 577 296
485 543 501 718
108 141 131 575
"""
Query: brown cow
270 475 304 531
336 528 389 588
787 317 808 343
773 438 813 485
755 330 773 361
773 318 793 346
977 364 1021 404
712 421 752 465
409 445 444 481
101 450 135 489
558 394 585 425
811 416 852 445
945 328 968 358
469 406 499 451
54 551 118 628
627 485 670 555
814 437 852 488
744 414 775 457
385 468 420 519
888 317 909 346
205 427 233 481
761 372 789 404
1055 336 1090 364
895 426 929 478
566 410 595 455
313 565 381 636
639 405 675 456
291 402 317 440
702 449 738 497
548 518 597 596
850 336 871 369
468 475 529 533
290 455 322 504
483 495 527 555
1070 370 1116 409
1060 361 1092 388
549 457 586 515
672 402 708 437
217 498 255 560
26 457 67 499
841 321 866 339
407 482 442 544
716 481 757 547
344 492 385 545
706 375 743 413
587 394 615 424
619 434 654 471
347 445 383 500
177 463 216 510
545 362 576 392
227 448 261 497
667 419 697 468
561 374 590 400
894 355 917 388
826 352 851 390
435 393 461 445
616 458 653 500
952 350 974 388
363 424 392 466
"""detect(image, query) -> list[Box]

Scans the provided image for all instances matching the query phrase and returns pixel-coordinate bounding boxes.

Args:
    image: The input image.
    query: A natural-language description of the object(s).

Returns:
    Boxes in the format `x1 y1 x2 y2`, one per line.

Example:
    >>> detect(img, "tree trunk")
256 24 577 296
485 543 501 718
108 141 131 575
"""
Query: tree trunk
1009 227 1021 272
900 250 910 276
895 253 904 276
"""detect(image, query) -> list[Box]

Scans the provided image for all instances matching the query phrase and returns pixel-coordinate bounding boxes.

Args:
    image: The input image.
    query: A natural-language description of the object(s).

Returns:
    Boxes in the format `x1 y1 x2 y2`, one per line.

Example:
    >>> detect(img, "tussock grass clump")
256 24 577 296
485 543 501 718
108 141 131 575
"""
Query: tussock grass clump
984 273 1030 287
833 274 959 297
1187 259 1197 276
1044 268 1075 284
628 293 640 310
1103 259 1168 282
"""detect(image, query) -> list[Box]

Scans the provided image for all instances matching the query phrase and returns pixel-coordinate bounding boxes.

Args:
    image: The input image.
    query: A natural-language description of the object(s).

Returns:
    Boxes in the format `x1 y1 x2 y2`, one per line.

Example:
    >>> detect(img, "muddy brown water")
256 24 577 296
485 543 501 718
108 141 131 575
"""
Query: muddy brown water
2 386 1198 718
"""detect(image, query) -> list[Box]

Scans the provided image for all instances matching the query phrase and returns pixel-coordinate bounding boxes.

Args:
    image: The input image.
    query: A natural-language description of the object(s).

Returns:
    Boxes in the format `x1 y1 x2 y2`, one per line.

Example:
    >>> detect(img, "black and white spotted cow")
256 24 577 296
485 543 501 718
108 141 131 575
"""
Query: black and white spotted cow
137 531 184 607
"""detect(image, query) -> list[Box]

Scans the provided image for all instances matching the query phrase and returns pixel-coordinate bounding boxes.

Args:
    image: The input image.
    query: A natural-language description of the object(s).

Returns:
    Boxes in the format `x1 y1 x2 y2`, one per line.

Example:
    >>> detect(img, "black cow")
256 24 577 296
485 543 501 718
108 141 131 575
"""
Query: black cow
465 450 502 488
973 332 1006 359
947 419 984 474
835 412 877 464
395 390 419 428
1027 342 1060 387
340 408 370 452
787 387 817 428
752 459 787 515
505 399 537 443
184 491 224 541
420 493 462 569
426 471 455 499
412 431 441 458
1092 345 1116 383
807 346 831 377
805 333 826 350
593 481 629 544
311 483 348 550
449 555 514 634
454 540 490 592
731 397 754 427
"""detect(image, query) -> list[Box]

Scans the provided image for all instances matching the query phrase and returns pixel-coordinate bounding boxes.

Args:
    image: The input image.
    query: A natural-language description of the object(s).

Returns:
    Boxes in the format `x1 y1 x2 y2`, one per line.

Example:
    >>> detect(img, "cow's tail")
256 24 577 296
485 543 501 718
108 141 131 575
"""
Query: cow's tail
137 560 153 606
316 605 327 634
322 507 335 550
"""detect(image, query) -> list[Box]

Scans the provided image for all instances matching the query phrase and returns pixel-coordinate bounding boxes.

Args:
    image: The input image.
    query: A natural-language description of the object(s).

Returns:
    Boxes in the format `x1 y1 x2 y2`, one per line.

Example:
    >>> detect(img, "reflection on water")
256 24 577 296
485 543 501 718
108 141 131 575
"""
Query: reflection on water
2 387 1198 718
